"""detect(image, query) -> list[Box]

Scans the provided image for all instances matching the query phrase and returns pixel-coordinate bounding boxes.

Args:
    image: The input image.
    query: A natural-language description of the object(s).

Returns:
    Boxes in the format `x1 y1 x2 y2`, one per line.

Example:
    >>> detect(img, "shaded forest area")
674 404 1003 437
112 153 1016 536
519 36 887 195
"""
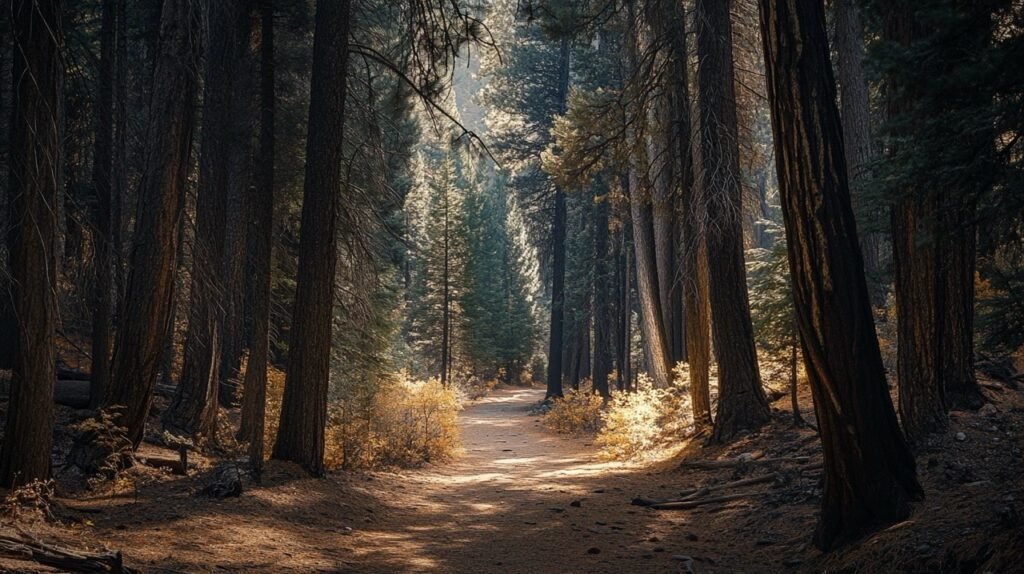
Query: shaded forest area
1 0 1023 572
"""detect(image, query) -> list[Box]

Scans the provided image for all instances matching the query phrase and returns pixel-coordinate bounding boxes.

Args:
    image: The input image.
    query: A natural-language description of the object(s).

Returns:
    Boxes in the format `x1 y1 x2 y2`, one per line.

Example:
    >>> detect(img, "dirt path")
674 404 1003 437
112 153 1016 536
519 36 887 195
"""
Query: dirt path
48 386 701 574
344 386 663 573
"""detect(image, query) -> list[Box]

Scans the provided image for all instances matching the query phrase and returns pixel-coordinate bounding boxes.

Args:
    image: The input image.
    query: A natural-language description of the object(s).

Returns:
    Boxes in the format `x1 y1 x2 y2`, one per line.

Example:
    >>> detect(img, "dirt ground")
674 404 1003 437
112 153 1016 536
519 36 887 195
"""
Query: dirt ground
2 381 1023 573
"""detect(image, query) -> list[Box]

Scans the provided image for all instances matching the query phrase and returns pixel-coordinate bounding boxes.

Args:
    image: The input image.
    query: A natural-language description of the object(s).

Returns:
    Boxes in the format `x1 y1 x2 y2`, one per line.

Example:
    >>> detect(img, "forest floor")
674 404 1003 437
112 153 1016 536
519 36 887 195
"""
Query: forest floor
2 380 1024 573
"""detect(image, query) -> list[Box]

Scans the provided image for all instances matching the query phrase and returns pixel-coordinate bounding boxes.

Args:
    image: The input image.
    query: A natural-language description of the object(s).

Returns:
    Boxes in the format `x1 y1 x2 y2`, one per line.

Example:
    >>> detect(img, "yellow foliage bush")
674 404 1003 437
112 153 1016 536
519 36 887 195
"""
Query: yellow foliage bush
543 387 604 435
596 374 691 461
325 377 461 470
260 366 460 470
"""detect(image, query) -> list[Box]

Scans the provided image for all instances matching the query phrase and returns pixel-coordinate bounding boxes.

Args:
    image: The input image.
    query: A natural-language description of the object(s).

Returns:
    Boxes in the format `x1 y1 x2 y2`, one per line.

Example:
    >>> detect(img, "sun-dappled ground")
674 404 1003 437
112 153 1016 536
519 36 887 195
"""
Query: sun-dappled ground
2 382 1023 573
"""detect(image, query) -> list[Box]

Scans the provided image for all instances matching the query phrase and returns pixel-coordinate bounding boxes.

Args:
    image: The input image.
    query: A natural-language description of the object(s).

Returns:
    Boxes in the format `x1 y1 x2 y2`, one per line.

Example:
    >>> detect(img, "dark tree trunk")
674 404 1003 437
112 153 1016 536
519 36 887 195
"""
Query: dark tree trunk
0 8 14 373
0 0 63 487
695 0 769 442
219 22 259 407
105 0 201 448
592 195 611 399
758 0 922 550
164 0 253 439
885 7 946 443
941 196 984 410
545 36 570 400
113 0 127 315
660 0 711 425
272 0 352 476
90 0 116 407
239 2 274 479
888 3 987 424
833 0 881 300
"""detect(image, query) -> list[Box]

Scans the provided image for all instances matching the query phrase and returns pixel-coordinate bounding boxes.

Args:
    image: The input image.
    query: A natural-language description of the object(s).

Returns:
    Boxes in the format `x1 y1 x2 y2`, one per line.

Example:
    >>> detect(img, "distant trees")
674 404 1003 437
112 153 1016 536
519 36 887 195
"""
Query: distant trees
405 149 466 384
0 0 63 487
405 145 539 384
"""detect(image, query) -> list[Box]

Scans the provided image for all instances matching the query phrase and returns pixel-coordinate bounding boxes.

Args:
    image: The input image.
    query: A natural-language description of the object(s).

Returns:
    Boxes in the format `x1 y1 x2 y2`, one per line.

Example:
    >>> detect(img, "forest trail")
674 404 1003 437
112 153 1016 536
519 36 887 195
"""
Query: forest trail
59 386 714 574
343 386 665 573
11 383 1021 573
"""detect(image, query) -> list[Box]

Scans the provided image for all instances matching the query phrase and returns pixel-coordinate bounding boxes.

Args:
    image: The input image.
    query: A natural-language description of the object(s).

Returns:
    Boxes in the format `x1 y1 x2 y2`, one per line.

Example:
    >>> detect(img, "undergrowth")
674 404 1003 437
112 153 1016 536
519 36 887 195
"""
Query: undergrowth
542 387 604 434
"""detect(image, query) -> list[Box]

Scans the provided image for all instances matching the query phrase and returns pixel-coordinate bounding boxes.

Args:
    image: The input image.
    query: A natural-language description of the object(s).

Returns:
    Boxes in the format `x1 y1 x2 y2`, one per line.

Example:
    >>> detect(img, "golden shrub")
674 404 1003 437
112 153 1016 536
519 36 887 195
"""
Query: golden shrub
325 376 461 470
543 387 604 435
596 373 692 461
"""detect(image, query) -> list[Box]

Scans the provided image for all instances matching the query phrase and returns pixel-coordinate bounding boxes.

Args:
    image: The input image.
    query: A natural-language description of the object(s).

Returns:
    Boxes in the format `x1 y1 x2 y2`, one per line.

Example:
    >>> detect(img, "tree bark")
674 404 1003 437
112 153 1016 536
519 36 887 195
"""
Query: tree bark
833 0 881 298
105 0 201 448
239 2 274 480
164 0 253 439
272 0 352 476
545 36 571 400
695 0 769 441
0 0 63 487
758 0 922 550
90 0 116 407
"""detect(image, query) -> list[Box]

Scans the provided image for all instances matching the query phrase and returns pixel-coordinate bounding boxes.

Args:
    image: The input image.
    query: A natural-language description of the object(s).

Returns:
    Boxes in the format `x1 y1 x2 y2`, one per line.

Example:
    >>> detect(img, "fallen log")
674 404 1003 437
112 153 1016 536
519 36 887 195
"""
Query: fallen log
0 532 139 573
650 492 758 510
633 473 779 507
138 454 187 475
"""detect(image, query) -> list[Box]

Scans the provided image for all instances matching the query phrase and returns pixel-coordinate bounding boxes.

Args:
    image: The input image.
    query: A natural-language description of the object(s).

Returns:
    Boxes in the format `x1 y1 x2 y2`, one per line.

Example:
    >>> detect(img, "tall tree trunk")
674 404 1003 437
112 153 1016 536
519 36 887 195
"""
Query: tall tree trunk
646 0 683 367
629 172 673 390
759 0 922 550
239 1 275 478
592 195 611 399
90 0 116 407
113 0 127 316
164 0 253 439
219 23 259 407
105 0 201 447
0 0 63 487
833 0 881 300
661 0 711 425
626 0 672 389
272 0 352 476
942 194 983 410
545 36 571 400
695 0 769 442
0 7 15 372
885 7 948 444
